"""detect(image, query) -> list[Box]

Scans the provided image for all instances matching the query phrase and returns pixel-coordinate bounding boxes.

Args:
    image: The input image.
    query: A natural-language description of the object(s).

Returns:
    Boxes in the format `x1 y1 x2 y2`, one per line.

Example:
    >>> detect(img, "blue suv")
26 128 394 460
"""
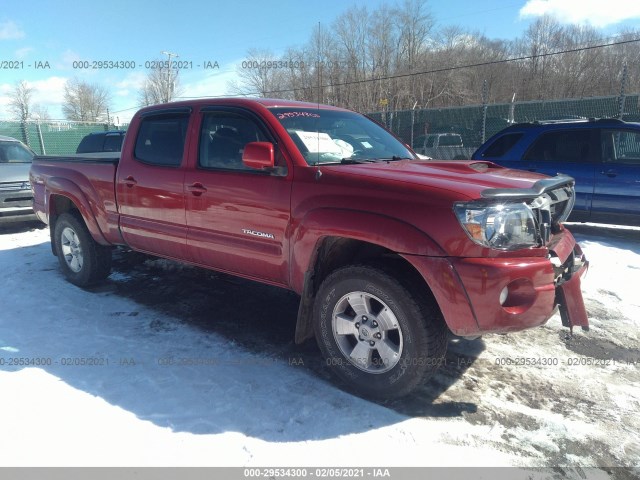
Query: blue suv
472 119 640 226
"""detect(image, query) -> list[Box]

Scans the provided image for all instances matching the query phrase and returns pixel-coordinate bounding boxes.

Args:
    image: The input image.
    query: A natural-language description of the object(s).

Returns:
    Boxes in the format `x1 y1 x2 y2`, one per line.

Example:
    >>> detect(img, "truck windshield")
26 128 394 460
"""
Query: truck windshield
0 141 34 163
270 107 415 165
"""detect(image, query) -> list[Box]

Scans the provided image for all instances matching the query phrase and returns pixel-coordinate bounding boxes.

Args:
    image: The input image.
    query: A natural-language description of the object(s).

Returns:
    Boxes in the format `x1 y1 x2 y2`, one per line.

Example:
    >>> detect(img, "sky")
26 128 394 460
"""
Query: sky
1 0 639 123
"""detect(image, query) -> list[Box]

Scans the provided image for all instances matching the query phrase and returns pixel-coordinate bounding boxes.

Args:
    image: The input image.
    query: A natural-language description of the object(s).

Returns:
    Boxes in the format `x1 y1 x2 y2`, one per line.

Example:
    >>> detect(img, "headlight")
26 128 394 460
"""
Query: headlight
454 202 539 250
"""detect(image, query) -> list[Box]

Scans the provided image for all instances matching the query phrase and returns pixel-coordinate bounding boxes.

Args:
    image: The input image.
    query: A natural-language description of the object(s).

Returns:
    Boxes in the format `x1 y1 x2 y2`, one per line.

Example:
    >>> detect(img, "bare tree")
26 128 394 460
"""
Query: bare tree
63 78 111 122
31 104 51 121
139 59 183 106
228 49 296 99
8 80 33 121
226 2 640 114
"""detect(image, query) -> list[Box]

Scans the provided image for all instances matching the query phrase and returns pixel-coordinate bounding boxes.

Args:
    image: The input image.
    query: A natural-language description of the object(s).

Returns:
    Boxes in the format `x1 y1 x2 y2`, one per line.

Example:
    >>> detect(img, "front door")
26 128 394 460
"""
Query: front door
184 108 292 285
592 128 640 225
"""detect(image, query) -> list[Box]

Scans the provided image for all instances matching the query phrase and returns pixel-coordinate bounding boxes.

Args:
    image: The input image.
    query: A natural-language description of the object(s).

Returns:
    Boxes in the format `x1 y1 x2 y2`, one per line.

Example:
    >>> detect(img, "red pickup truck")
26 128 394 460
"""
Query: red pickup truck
30 98 589 399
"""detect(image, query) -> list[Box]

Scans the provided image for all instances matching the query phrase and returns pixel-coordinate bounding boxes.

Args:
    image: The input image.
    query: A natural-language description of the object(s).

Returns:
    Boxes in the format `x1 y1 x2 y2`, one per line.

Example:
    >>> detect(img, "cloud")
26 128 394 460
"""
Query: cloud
520 0 640 28
56 49 82 70
28 77 68 107
179 64 240 99
14 47 33 59
0 77 68 117
0 20 25 40
113 71 147 98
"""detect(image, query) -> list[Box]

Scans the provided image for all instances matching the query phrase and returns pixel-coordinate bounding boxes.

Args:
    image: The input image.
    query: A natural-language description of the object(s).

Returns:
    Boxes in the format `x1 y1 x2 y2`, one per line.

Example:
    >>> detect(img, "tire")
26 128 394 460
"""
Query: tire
53 212 112 287
313 264 448 399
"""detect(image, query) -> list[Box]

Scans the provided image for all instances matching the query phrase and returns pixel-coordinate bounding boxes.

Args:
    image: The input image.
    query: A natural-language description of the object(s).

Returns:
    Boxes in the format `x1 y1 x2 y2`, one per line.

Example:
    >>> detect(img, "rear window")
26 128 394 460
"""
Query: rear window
481 133 524 158
438 135 463 147
76 134 104 154
103 133 124 152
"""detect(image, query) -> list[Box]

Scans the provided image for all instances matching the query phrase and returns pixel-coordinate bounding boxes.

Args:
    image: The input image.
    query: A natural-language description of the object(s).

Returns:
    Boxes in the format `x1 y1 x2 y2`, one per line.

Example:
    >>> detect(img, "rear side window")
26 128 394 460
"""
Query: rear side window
481 133 523 158
524 130 592 163
134 114 189 166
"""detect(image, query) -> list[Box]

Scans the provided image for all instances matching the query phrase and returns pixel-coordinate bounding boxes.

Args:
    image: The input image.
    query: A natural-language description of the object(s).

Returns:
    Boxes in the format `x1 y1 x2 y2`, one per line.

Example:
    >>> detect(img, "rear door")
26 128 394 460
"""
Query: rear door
183 107 292 285
116 108 191 259
592 128 640 225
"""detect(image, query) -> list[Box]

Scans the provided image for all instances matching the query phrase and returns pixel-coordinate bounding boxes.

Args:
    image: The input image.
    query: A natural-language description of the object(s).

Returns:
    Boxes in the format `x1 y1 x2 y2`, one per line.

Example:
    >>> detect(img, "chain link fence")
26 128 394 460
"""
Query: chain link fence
3 92 640 158
0 120 128 155
369 93 640 159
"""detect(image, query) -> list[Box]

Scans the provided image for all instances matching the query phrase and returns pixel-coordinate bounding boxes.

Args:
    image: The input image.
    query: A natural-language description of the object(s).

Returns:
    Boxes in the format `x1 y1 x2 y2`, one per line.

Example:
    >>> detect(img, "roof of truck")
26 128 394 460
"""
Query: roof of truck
137 97 353 115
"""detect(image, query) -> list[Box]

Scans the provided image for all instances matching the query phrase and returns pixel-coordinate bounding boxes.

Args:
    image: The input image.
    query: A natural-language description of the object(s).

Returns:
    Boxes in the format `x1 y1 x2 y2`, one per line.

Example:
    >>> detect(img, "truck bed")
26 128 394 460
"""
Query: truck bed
33 152 120 164
30 153 121 245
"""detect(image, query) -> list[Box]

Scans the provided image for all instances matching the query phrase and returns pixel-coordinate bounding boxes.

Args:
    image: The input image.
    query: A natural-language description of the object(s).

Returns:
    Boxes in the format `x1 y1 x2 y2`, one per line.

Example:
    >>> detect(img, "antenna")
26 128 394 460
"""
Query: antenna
315 21 322 179
317 21 321 108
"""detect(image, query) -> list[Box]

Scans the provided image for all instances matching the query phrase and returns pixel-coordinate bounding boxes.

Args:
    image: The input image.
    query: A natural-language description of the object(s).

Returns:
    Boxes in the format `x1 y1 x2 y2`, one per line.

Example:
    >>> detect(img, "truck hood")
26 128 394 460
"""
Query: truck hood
323 160 550 200
0 163 31 183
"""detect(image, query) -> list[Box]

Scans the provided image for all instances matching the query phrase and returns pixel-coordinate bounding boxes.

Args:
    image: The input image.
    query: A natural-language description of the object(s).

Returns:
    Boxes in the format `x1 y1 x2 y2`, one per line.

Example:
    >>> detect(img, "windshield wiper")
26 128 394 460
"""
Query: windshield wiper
340 158 380 164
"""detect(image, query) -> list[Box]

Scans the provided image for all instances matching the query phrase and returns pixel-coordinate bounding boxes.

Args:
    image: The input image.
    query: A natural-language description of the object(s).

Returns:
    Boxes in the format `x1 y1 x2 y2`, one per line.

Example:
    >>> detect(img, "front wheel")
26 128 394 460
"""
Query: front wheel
313 264 448 399
53 213 112 287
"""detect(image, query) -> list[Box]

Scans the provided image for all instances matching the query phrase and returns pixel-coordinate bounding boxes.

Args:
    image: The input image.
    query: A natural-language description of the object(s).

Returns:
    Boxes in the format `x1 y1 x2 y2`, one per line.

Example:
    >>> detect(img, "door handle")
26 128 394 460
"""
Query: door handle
600 169 617 178
187 182 207 196
123 175 137 187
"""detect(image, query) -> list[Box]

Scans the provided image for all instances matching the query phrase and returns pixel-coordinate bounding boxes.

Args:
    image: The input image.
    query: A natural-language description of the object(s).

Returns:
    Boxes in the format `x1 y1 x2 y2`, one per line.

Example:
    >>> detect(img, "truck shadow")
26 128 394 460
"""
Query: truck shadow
108 249 480 418
0 239 481 443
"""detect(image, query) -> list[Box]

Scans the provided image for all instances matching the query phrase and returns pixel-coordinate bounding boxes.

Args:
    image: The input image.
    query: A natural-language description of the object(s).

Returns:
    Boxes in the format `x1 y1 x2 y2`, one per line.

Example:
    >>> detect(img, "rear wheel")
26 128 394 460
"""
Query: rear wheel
53 213 112 287
313 264 448 399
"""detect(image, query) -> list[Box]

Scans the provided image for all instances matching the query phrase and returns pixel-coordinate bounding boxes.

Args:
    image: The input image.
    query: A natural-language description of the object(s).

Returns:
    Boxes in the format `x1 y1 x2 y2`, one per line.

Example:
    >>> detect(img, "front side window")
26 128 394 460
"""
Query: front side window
198 111 269 171
134 114 188 167
524 130 592 163
270 108 415 165
602 129 640 164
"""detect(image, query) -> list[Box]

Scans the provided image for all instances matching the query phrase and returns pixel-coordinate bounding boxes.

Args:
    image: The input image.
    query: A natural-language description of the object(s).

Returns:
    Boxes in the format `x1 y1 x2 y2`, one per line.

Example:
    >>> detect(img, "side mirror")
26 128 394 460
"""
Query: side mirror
243 142 274 170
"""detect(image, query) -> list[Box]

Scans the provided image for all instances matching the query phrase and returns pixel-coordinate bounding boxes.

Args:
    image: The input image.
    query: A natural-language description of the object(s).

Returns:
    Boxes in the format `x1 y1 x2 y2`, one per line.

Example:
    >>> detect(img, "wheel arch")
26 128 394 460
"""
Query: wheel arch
293 236 447 345
45 177 109 252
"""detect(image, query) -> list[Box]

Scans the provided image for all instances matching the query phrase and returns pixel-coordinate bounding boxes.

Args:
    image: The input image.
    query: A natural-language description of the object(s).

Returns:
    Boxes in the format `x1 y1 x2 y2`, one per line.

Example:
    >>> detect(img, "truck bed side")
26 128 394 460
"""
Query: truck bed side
30 153 123 246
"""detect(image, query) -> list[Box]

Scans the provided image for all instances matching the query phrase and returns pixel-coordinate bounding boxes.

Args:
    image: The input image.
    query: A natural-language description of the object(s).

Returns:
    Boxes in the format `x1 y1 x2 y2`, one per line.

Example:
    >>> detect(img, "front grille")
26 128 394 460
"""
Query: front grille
547 186 575 224
530 186 576 245
0 181 30 192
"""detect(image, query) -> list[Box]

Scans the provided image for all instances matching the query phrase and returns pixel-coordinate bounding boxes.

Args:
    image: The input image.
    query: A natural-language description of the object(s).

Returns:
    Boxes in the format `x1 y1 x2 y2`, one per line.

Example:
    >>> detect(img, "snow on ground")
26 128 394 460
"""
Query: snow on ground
0 221 638 477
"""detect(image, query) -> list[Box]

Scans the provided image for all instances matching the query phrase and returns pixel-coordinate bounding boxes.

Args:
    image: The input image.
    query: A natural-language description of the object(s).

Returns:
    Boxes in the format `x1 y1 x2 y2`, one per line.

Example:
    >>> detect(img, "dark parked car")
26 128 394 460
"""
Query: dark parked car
472 118 640 226
0 136 37 223
76 130 126 154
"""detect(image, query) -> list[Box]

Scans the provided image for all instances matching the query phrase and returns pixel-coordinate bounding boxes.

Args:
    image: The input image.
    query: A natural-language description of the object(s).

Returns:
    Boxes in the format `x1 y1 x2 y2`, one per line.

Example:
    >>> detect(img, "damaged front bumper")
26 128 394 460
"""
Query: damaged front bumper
407 227 589 337
553 242 589 331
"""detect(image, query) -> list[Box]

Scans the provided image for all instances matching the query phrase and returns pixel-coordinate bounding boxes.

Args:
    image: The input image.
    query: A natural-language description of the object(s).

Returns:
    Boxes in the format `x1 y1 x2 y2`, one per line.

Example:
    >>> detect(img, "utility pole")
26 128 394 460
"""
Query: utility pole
161 50 179 103
618 62 628 120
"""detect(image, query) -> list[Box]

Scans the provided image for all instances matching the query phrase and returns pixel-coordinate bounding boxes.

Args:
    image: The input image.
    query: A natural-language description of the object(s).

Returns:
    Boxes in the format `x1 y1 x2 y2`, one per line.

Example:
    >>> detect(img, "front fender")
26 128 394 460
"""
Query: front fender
289 207 445 293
